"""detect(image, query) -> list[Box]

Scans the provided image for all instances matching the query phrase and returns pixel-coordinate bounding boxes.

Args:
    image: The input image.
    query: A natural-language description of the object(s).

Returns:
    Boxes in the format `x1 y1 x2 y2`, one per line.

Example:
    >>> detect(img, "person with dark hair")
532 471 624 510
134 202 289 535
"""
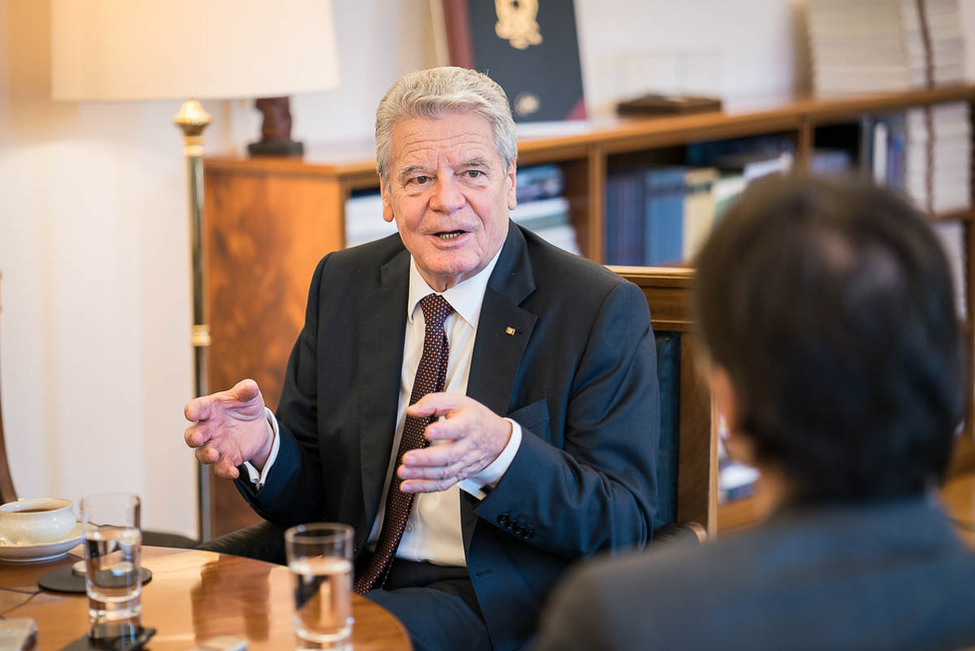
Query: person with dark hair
534 174 975 650
183 67 659 651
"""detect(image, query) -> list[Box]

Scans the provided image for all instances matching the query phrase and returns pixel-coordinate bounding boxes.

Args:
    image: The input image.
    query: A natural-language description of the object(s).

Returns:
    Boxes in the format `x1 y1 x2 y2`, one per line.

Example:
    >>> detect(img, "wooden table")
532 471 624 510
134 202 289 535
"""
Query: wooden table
0 545 412 649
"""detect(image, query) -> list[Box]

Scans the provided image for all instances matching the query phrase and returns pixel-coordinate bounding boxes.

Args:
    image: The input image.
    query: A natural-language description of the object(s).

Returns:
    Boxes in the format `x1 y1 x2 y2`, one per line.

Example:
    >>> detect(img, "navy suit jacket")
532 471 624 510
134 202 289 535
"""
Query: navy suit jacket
534 497 975 651
237 224 660 649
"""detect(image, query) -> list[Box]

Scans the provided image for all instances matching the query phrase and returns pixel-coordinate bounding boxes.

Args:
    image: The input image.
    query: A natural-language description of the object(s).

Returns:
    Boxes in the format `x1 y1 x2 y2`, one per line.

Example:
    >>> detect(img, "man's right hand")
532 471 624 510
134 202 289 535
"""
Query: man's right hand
183 379 273 479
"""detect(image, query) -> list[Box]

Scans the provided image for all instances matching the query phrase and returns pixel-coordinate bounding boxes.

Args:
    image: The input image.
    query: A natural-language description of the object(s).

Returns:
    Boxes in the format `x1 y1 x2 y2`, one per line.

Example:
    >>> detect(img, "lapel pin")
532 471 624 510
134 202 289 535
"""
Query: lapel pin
505 326 517 336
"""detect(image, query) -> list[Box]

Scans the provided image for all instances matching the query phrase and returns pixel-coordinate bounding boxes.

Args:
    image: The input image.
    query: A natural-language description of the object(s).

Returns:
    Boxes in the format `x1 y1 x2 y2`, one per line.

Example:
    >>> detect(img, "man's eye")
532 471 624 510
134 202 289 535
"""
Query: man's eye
410 175 431 185
464 170 483 178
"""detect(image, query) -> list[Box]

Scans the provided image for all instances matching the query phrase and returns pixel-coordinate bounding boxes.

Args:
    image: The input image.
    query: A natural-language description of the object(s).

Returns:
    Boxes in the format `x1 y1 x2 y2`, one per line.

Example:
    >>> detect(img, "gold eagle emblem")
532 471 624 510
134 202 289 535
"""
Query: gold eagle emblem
495 0 543 50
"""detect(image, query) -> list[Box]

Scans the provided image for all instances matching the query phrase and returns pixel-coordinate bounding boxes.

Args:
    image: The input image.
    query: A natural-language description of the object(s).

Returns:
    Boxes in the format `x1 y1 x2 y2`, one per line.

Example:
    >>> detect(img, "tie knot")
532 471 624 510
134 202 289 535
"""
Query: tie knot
419 293 453 330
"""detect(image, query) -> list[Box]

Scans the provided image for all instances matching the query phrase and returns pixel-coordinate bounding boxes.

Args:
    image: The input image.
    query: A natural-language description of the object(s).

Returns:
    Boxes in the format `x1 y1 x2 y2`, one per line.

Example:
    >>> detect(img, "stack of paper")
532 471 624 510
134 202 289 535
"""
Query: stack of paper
902 102 972 214
904 0 967 87
806 0 966 95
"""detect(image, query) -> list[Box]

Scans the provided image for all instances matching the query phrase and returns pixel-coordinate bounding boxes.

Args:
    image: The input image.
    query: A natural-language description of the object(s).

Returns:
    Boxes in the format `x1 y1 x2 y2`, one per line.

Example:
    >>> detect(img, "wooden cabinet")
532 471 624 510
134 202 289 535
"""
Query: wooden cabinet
203 85 975 539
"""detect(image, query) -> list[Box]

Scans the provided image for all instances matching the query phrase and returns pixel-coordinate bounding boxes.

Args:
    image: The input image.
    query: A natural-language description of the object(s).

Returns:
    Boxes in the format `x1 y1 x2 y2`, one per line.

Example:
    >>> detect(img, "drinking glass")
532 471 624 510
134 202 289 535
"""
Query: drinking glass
80 493 142 623
284 523 354 649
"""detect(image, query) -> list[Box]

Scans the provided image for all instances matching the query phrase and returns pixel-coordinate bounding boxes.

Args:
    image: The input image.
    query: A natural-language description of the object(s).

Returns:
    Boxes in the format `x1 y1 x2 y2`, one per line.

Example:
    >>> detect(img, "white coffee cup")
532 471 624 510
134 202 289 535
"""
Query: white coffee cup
0 498 76 544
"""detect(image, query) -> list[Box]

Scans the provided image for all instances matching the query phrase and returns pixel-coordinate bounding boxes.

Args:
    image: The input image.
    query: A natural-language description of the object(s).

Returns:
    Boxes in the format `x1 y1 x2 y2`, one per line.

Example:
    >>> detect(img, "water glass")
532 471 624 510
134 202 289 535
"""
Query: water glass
80 493 142 623
284 523 354 649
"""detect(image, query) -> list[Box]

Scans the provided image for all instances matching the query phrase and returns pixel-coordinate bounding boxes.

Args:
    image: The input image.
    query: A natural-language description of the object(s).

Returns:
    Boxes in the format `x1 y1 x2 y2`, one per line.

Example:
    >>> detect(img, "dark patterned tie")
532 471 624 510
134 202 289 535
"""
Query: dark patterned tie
354 293 453 594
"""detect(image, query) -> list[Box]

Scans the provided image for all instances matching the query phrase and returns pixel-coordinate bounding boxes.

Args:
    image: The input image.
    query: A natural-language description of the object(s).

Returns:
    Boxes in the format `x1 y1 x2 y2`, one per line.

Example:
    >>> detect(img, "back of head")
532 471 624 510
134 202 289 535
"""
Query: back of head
375 66 517 188
695 174 964 502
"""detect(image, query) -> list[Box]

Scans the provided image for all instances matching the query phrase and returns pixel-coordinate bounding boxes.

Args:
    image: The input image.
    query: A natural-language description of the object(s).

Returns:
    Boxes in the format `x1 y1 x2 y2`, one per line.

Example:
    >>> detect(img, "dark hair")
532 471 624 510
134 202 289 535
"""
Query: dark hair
694 174 964 501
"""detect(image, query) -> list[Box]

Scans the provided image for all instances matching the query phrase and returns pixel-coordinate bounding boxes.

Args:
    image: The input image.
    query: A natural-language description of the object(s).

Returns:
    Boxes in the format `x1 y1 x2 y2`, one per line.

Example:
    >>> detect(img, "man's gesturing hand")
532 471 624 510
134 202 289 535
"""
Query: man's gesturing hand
183 379 273 480
398 393 512 494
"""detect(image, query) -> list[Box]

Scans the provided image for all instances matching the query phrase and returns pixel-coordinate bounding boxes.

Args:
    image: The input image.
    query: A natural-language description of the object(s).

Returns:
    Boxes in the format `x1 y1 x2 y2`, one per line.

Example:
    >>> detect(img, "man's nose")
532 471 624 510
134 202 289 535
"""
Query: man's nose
430 176 464 212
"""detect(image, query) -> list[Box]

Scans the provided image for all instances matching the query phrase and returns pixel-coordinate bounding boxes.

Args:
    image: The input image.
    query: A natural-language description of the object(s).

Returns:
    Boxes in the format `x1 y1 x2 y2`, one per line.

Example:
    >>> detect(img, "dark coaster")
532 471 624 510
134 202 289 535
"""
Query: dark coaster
37 566 152 594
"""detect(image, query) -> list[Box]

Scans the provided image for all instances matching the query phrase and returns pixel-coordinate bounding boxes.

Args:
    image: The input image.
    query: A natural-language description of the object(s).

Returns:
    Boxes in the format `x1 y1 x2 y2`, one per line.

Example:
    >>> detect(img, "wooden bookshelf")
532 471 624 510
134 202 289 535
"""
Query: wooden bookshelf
202 84 975 539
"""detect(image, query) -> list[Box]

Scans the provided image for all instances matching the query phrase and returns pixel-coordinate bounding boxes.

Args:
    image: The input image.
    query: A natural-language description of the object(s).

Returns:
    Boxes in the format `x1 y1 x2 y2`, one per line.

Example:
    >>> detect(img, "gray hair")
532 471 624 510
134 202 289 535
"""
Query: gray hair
375 67 517 188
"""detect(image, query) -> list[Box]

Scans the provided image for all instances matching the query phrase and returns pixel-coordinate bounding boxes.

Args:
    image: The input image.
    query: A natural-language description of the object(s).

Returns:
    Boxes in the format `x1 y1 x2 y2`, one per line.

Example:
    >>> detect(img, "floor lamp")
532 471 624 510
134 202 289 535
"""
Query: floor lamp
50 0 341 540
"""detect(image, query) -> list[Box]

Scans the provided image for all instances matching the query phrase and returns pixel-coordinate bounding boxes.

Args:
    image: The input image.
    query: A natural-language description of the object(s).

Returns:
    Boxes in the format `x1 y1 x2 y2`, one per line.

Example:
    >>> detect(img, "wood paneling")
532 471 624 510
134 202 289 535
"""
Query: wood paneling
203 165 346 536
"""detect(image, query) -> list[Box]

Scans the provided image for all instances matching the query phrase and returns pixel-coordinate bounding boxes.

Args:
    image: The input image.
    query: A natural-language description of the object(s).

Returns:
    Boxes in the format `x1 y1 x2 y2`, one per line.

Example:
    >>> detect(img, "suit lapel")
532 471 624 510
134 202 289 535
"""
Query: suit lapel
357 249 410 531
463 225 538 549
467 224 538 415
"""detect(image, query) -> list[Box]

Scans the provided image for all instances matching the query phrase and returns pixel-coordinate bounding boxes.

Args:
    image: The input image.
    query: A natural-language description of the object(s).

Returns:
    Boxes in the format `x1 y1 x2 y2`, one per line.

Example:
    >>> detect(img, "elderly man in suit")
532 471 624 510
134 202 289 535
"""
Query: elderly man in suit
183 66 659 651
533 175 975 650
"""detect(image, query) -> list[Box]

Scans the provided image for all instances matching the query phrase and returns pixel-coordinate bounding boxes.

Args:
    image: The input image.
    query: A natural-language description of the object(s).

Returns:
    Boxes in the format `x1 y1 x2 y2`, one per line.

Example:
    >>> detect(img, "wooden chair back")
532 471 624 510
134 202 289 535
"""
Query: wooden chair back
610 266 717 537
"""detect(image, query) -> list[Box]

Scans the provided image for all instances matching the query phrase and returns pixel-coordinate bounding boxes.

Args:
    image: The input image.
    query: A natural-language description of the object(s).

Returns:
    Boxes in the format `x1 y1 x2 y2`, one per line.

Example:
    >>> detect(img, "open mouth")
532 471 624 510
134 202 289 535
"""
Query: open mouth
436 230 465 241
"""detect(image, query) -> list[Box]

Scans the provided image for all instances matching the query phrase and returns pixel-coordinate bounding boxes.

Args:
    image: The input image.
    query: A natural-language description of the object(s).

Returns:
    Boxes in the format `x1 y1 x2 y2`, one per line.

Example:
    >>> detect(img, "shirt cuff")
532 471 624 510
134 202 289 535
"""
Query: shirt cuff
458 418 523 499
242 408 280 489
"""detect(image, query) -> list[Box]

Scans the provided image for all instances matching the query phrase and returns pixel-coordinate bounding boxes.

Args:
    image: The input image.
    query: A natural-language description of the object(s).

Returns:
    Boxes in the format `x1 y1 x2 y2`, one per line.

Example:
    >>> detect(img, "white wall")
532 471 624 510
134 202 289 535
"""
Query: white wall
1 0 973 539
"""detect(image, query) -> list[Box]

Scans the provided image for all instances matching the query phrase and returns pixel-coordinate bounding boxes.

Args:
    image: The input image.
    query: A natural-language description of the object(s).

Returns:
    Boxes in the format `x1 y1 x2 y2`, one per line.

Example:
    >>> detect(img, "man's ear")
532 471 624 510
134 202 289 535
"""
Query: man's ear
506 162 517 211
709 366 757 466
381 184 395 223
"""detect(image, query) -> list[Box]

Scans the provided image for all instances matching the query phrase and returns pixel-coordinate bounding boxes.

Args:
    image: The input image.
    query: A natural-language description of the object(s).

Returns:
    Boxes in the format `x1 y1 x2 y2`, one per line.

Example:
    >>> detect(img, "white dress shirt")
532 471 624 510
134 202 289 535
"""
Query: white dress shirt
246 246 523 567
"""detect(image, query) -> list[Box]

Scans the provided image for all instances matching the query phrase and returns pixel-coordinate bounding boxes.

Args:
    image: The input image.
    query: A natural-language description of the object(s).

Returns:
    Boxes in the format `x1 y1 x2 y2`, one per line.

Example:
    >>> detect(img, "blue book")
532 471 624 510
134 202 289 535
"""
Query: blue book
604 173 621 263
644 167 686 265
605 169 645 265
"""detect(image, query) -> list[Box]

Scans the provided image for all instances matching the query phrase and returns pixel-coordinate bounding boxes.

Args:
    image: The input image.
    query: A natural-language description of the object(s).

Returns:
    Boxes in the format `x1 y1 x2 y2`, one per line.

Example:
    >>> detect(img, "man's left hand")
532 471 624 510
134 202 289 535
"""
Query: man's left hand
398 393 512 493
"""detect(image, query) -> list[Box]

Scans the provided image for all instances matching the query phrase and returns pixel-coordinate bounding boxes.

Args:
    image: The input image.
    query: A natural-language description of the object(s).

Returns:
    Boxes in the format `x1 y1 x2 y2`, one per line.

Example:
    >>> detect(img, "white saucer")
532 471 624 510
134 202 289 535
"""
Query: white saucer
0 523 83 563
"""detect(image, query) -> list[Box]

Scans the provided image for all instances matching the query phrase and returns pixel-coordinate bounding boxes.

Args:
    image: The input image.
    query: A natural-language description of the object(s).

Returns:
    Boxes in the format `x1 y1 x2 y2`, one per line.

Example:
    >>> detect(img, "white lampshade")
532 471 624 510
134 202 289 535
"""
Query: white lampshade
51 0 340 102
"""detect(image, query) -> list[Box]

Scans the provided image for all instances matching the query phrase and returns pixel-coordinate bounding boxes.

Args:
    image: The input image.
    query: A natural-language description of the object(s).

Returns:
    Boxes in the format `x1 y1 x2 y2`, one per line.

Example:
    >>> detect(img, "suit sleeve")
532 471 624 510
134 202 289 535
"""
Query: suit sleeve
474 280 659 557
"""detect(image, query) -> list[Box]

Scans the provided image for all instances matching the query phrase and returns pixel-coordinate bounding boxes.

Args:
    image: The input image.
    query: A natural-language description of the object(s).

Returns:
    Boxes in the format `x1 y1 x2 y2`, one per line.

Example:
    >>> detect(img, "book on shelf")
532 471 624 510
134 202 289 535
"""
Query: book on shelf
711 174 748 221
603 138 796 266
604 169 646 266
441 0 587 123
643 167 686 266
872 119 890 185
686 135 796 171
931 220 969 319
345 190 395 248
511 164 580 255
683 168 719 260
510 196 579 255
711 151 794 183
516 163 565 203
704 141 794 219
809 148 854 176
864 102 972 215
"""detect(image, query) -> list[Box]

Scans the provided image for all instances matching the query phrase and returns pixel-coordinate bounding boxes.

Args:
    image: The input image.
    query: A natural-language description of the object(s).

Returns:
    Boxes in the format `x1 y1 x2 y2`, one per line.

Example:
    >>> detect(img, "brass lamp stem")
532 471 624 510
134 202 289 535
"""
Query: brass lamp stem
174 98 212 540
174 99 212 400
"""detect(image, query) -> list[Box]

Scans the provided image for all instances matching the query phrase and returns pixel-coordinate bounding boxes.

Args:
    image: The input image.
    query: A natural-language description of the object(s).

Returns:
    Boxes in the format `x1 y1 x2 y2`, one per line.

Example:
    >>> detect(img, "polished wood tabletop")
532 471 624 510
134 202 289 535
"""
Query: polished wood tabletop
0 545 412 650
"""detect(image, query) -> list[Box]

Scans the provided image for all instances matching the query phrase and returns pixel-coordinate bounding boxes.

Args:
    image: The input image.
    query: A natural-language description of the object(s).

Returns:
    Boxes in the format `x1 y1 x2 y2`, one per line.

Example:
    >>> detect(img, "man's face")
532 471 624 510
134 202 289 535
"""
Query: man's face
381 112 516 291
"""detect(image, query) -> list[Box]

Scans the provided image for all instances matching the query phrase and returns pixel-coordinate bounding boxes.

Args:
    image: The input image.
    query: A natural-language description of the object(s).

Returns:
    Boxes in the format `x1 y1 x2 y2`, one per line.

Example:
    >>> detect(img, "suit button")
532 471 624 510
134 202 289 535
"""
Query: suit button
498 513 510 526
